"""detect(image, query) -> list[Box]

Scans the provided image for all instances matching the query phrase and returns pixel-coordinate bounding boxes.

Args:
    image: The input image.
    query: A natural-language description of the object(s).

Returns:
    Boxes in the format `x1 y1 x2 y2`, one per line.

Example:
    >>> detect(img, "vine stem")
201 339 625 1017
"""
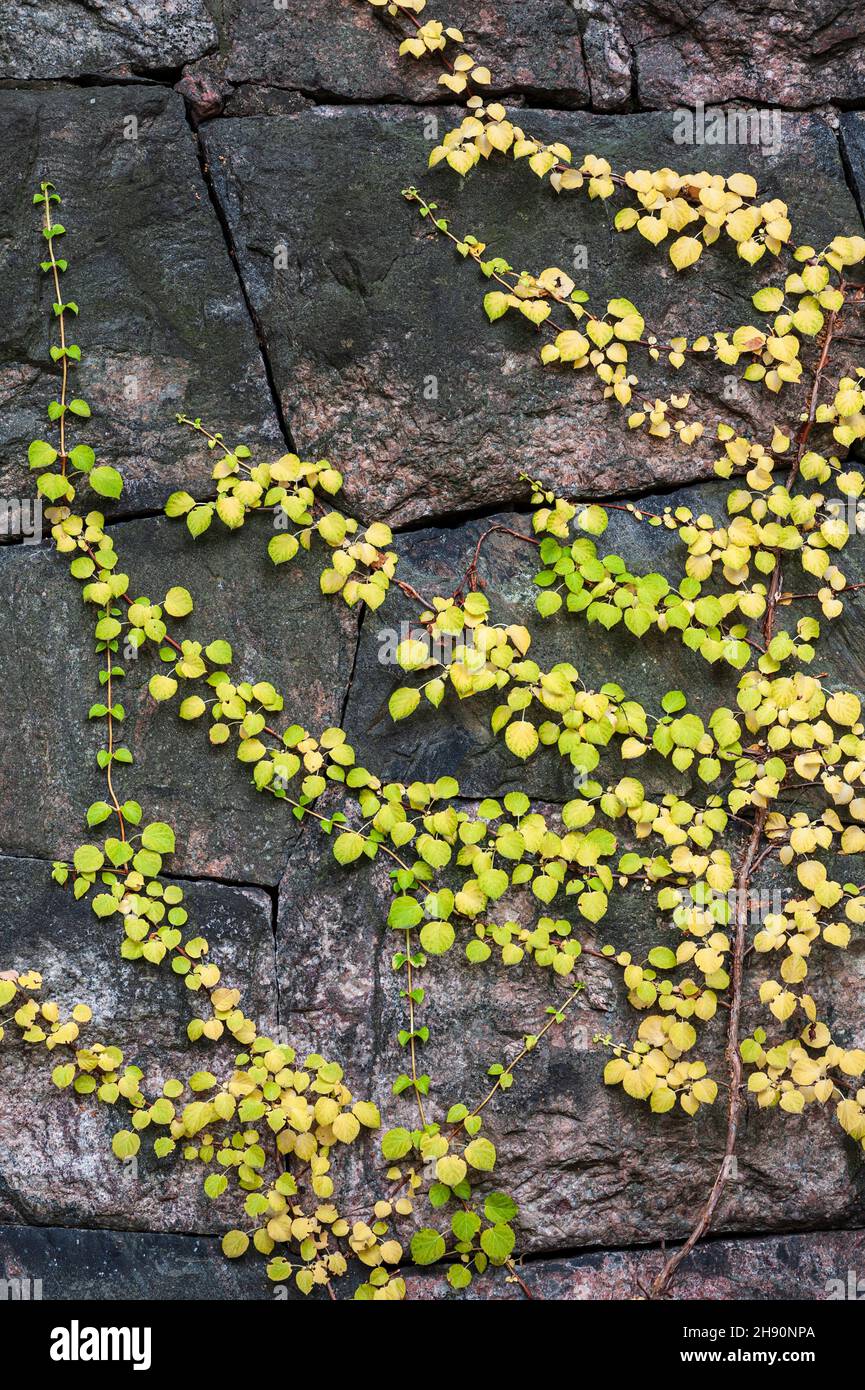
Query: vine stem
41 183 68 473
279 794 429 1127
403 936 429 1129
406 190 738 373
103 632 126 841
447 981 583 1139
783 583 865 600
649 285 846 1302
648 802 767 1299
450 522 539 600
41 202 126 843
761 293 844 642
386 1 455 73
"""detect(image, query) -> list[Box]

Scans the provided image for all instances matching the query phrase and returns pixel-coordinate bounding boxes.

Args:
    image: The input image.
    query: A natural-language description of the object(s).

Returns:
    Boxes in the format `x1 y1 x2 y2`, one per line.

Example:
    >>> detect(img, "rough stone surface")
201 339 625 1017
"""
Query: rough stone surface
185 0 589 111
841 113 865 223
0 85 282 523
0 1223 273 1300
203 107 862 526
406 1227 865 1299
1 1221 861 1300
0 513 357 884
0 0 217 80
586 1 865 111
0 855 274 1233
2 0 865 1303
277 812 865 1258
177 1 865 113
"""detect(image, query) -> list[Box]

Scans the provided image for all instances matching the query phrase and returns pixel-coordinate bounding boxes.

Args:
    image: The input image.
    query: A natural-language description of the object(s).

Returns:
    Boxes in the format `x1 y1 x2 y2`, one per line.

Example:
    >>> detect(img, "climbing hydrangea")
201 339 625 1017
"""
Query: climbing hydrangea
5 3 865 1300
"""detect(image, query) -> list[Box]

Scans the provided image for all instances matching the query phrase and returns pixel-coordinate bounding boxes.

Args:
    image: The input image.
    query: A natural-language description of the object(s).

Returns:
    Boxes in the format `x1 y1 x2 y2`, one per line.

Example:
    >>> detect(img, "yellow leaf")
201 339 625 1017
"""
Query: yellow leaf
446 146 474 176
555 330 589 361
637 216 667 245
504 720 539 760
669 236 703 271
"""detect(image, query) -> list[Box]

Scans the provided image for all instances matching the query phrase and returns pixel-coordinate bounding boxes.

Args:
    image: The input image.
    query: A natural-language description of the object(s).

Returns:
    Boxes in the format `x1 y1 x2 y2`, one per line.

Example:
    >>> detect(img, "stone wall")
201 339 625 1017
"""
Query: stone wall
1 0 865 1301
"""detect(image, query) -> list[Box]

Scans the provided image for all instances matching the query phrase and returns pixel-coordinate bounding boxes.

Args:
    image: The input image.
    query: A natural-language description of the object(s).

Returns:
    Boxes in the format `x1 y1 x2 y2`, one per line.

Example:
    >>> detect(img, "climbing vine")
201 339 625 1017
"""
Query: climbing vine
3 1 865 1301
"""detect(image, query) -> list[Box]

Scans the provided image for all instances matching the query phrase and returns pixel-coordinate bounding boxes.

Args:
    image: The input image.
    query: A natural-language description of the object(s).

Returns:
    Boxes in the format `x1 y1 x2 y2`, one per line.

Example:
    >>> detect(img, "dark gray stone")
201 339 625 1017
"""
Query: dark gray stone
0 0 217 79
0 512 358 884
585 1 865 111
2 1220 860 1300
183 0 588 113
0 855 274 1233
0 85 282 524
841 114 865 225
203 106 863 526
407 1227 865 1299
0 1222 274 1301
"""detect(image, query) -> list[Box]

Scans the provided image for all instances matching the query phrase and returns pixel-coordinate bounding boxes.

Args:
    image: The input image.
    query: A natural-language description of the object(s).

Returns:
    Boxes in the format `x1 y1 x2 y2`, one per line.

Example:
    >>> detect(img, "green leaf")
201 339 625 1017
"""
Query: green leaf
204 1173 228 1199
205 639 233 664
387 895 423 930
111 1130 140 1160
451 1210 481 1242
37 472 71 502
477 867 509 900
536 590 562 618
179 696 206 720
466 940 491 963
333 831 365 865
68 444 95 473
73 844 104 874
484 1191 518 1224
504 720 538 761
647 946 677 970
578 504 608 536
624 606 653 638
86 800 112 827
480 1223 515 1263
484 291 510 322
187 505 213 538
752 286 784 313
410 1228 446 1266
91 893 118 918
141 822 175 854
464 1136 497 1171
381 1127 413 1160
28 439 58 469
389 687 421 722
148 674 177 702
165 491 195 517
89 465 123 499
661 690 687 714
268 533 299 565
164 586 193 617
578 889 607 923
419 919 455 954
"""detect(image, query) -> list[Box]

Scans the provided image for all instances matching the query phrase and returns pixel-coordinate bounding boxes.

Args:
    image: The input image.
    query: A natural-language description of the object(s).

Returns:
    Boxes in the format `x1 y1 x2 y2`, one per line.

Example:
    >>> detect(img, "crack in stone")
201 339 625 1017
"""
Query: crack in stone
0 848 276 897
838 122 865 230
1 1214 860 1272
180 105 297 457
